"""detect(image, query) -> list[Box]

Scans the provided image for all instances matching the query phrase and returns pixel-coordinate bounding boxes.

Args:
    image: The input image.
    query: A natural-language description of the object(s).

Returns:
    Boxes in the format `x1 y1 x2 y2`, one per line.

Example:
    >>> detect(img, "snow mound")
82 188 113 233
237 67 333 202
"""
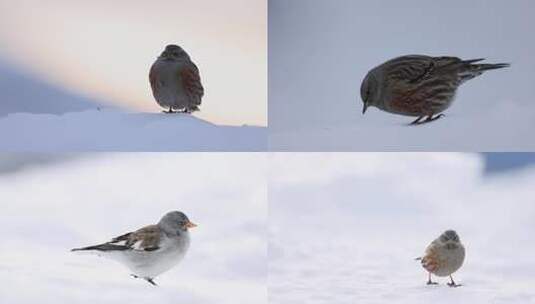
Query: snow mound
0 110 266 151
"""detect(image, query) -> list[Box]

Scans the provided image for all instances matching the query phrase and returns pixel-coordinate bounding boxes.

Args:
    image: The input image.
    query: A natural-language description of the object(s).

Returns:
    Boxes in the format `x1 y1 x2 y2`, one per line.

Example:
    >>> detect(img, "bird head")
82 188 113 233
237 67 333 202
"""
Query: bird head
440 230 460 244
360 72 379 114
159 211 197 234
159 44 190 61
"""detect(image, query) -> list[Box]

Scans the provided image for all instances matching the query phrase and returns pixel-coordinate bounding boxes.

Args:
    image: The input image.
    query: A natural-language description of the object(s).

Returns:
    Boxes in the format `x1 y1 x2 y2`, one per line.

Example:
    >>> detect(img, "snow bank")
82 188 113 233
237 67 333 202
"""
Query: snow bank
0 154 267 304
269 153 535 303
0 110 266 151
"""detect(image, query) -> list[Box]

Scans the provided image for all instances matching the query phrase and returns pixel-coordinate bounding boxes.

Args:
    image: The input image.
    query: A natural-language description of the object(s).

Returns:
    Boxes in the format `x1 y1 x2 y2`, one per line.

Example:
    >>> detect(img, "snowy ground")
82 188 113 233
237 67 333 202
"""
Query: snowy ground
0 110 266 151
269 102 535 151
0 154 267 304
268 153 535 303
269 0 535 151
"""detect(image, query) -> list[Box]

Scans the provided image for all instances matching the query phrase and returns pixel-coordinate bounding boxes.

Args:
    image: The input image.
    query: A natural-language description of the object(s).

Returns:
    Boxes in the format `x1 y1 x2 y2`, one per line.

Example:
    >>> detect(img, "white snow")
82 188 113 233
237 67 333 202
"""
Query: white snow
0 154 267 304
0 110 266 151
268 153 535 303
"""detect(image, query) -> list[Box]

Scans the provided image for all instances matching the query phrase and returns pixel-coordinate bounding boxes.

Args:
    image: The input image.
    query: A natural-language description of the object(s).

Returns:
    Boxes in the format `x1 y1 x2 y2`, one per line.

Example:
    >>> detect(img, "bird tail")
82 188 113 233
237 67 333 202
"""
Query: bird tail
414 257 422 261
71 243 128 252
458 59 510 84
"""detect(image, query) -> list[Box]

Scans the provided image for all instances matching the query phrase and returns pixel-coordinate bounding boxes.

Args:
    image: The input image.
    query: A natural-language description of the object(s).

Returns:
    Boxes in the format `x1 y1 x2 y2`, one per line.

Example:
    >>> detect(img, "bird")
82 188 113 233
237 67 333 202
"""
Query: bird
416 230 465 287
360 55 510 124
71 211 197 286
149 44 204 114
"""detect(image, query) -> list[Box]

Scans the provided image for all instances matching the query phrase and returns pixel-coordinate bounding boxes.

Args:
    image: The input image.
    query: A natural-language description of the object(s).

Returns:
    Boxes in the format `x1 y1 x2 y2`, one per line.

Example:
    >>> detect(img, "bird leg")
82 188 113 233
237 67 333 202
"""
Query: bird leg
424 114 445 123
410 114 445 125
164 106 175 114
131 274 157 286
447 275 462 287
427 273 438 285
410 116 425 125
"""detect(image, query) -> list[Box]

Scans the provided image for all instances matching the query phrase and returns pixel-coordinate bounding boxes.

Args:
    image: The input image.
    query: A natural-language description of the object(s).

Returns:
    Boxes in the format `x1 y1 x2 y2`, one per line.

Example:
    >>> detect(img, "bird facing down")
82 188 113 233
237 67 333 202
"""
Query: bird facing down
360 55 510 124
71 211 197 286
416 230 465 287
149 45 204 114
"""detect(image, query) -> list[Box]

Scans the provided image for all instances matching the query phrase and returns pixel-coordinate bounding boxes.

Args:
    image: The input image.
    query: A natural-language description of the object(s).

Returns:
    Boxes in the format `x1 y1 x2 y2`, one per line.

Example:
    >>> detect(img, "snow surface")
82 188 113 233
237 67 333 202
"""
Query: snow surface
0 154 267 304
269 0 535 151
268 153 535 303
0 110 266 151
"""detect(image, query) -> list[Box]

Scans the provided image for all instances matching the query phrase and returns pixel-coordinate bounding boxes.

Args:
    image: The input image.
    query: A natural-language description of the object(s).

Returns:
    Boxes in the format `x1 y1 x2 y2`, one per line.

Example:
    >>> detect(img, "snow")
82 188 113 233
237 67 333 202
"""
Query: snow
268 153 535 303
0 110 267 151
269 0 535 151
0 154 267 304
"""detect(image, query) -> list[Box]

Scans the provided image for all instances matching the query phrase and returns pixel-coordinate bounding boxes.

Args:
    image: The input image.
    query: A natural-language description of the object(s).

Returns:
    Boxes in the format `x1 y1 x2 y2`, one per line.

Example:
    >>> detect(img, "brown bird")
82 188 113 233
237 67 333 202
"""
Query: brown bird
416 230 465 287
149 45 204 114
360 55 510 124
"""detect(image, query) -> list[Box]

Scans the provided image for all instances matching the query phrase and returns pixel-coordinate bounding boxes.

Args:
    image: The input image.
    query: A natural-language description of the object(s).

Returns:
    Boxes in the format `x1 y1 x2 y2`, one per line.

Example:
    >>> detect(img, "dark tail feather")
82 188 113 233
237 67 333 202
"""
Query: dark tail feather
459 60 510 83
472 62 511 72
71 243 129 252
462 58 486 64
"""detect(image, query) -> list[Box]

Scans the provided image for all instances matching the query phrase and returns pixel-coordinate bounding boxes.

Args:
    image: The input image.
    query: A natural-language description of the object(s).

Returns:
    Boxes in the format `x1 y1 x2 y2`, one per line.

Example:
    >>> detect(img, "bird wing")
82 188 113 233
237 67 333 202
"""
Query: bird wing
149 64 160 92
72 225 161 252
180 61 204 105
385 55 462 85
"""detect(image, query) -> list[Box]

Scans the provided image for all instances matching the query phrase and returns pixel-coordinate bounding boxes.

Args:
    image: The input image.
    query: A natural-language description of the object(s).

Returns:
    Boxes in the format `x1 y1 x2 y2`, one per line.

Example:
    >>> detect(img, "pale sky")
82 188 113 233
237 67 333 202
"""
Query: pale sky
0 0 266 126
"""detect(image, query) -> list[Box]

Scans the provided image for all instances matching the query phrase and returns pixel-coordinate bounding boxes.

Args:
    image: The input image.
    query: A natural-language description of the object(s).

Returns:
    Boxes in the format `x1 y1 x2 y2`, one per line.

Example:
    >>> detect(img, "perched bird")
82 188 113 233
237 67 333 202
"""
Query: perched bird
416 230 465 287
149 45 204 113
360 55 510 124
72 211 197 286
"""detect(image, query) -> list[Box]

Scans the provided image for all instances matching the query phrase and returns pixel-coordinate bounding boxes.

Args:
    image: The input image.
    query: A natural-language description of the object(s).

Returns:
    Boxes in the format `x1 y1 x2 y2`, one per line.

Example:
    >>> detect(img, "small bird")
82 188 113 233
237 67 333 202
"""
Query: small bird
416 230 465 287
71 211 196 286
149 45 204 114
360 55 510 124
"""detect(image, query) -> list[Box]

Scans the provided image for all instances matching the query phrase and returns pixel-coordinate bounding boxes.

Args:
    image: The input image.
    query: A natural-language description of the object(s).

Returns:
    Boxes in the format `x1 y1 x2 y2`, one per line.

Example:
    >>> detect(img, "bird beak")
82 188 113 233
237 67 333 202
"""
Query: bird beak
362 103 369 114
185 221 197 229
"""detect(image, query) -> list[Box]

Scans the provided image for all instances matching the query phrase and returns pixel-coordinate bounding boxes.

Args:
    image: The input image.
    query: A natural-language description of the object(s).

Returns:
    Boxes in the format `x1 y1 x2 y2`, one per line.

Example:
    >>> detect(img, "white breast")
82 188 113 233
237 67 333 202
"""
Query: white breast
107 232 190 279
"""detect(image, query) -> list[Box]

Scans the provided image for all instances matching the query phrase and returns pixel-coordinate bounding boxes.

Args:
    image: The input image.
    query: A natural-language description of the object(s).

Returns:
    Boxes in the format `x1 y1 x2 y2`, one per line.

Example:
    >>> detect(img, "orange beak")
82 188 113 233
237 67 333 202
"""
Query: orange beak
185 221 197 229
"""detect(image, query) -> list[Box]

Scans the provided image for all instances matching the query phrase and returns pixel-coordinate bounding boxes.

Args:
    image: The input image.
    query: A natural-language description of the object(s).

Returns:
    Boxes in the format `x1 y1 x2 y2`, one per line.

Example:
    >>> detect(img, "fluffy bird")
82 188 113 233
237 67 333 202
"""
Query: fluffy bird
72 211 196 286
360 55 510 124
416 230 465 287
149 45 204 113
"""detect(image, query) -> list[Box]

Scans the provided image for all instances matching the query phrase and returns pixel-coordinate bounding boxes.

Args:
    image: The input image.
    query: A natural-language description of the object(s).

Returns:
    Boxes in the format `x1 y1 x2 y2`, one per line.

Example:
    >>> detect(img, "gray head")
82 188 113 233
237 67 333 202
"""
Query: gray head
439 230 460 243
360 71 380 114
159 44 190 61
158 211 197 234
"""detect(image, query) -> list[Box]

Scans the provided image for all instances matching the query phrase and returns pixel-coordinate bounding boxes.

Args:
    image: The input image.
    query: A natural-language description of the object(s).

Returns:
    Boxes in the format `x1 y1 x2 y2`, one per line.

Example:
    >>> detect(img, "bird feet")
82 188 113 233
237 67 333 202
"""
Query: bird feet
410 114 445 125
447 282 462 288
131 274 158 286
427 280 439 285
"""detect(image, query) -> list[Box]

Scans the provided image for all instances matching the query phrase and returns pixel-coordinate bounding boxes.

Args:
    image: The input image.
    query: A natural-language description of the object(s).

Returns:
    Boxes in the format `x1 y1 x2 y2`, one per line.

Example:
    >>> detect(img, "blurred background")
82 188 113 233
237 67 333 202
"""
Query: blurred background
0 0 267 126
269 153 535 303
0 153 267 303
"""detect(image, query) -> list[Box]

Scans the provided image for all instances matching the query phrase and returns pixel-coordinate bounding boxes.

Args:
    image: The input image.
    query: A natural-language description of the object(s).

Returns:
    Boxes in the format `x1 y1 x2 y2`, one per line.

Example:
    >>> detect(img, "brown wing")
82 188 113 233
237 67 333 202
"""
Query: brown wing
149 64 160 93
73 225 161 252
180 62 204 105
126 225 161 251
385 55 462 84
109 225 161 251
